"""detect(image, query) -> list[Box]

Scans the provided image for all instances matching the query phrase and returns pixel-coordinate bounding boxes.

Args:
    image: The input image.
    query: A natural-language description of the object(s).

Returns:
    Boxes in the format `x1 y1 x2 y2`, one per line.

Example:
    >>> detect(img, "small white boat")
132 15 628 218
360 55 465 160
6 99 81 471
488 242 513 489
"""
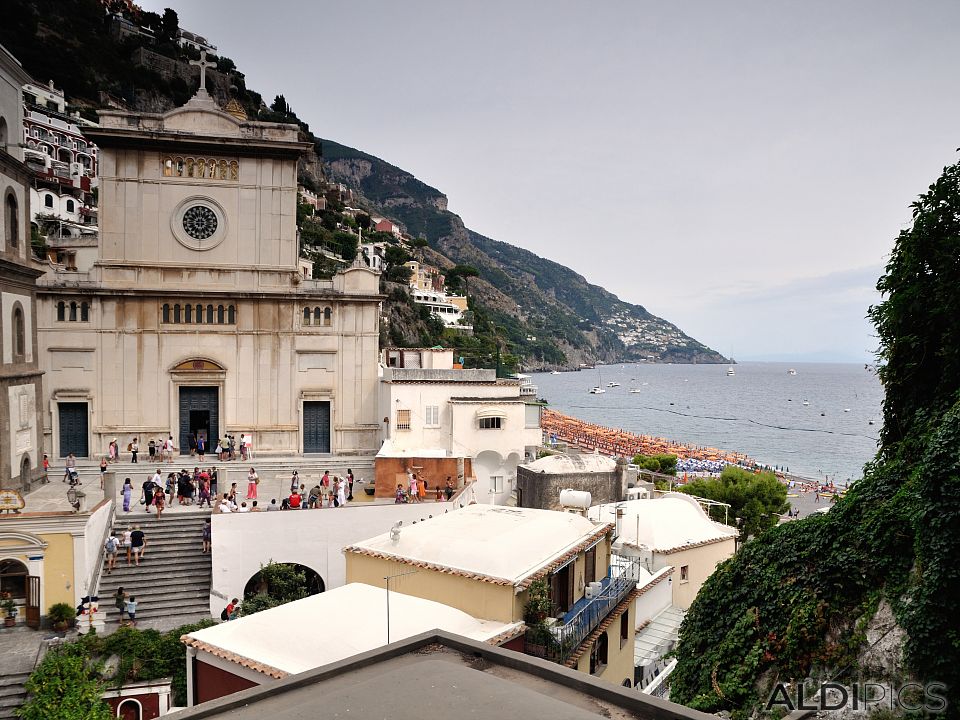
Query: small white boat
843 408 851 413
726 367 736 376
802 400 810 406
588 386 605 394
787 368 797 375
629 388 642 394
550 370 561 375
607 381 620 387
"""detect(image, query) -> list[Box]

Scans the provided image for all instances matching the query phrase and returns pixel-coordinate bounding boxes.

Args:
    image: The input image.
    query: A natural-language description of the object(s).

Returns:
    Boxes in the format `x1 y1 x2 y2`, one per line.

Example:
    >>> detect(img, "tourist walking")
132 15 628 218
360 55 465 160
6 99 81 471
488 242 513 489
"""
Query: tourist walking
290 470 300 495
246 468 259 500
141 476 155 511
198 472 211 508
154 490 165 519
122 478 132 512
239 434 248 461
130 437 139 463
210 467 219 497
114 587 126 616
108 439 118 464
227 482 238 505
122 526 133 565
201 518 212 553
215 438 223 461
129 525 146 566
63 453 76 482
166 472 176 505
104 532 119 574
337 476 347 507
188 433 197 457
148 438 156 461
408 471 420 503
164 435 176 463
346 468 354 500
99 457 108 488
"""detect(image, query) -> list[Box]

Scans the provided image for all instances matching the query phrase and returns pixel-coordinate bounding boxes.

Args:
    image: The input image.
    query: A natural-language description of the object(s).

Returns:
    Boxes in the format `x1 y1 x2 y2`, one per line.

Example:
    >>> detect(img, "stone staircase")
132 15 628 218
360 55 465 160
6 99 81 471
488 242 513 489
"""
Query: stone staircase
96 512 213 627
0 672 30 720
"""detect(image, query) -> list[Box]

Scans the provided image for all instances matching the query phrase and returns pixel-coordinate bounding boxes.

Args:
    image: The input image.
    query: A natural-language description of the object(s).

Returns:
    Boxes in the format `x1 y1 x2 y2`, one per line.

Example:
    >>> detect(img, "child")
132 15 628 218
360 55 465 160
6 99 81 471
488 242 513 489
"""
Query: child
124 596 137 626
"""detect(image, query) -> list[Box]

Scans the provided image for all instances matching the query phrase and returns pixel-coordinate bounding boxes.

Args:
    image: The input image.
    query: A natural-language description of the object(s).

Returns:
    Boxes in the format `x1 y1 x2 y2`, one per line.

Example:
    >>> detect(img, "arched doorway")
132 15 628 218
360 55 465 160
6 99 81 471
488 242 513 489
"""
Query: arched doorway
19 455 30 483
117 698 142 720
243 563 325 600
0 559 27 599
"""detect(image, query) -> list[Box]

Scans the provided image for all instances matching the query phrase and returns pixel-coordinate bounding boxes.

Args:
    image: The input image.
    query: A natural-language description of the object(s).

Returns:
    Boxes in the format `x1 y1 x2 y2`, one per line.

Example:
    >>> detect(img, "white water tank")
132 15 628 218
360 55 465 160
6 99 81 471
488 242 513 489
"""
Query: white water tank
559 489 591 509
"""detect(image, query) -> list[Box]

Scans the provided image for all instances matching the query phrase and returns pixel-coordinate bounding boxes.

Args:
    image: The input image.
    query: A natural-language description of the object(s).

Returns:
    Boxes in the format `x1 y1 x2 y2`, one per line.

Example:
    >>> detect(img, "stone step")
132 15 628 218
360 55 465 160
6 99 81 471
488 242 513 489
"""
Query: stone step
99 563 211 582
0 685 26 701
0 675 29 690
101 589 211 610
104 601 211 621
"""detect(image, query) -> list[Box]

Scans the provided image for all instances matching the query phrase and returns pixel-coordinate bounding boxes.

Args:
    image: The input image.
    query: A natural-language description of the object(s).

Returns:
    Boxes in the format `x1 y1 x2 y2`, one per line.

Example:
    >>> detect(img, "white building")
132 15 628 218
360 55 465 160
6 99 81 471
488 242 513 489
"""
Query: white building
35 80 383 459
410 287 471 330
182 582 523 705
177 29 217 56
588 493 737 610
376 347 542 504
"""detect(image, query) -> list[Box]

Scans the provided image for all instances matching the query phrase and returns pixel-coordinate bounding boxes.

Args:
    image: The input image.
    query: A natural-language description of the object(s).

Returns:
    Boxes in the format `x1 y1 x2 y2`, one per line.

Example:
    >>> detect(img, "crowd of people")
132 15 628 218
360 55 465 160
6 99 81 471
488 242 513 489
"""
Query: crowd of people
103 433 254 465
541 409 755 466
395 470 456 503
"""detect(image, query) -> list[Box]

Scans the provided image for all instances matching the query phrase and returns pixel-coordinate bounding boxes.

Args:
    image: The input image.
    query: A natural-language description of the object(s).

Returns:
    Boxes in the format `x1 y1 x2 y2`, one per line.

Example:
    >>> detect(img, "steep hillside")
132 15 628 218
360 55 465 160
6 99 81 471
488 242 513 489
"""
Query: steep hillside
322 139 725 365
2 0 725 368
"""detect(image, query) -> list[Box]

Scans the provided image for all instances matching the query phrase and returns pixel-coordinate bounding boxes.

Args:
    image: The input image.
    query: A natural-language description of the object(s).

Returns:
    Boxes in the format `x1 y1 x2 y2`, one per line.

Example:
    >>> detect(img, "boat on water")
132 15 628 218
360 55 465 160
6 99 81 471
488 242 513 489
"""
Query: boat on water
588 386 605 394
629 387 642 394
787 368 797 375
802 400 810 406
726 367 736 376
607 381 620 387
550 371 561 375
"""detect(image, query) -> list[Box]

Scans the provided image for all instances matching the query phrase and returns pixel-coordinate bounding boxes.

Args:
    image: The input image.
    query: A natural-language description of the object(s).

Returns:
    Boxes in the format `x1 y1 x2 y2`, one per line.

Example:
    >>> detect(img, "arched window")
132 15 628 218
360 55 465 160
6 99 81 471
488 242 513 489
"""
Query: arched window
80 301 89 322
227 305 235 324
195 304 202 324
302 307 311 325
323 307 332 326
0 559 28 599
65 199 74 213
184 304 192 323
43 194 53 208
313 307 321 326
69 301 77 322
162 304 170 323
206 304 214 324
0 116 7 148
6 193 18 248
173 304 181 323
56 301 65 321
12 305 25 360
217 305 224 324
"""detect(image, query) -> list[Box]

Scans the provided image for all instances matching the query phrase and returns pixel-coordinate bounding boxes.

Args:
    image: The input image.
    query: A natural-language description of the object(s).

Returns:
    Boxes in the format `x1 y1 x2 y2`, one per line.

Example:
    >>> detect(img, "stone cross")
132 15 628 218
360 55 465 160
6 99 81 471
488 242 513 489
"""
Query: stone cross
190 50 217 92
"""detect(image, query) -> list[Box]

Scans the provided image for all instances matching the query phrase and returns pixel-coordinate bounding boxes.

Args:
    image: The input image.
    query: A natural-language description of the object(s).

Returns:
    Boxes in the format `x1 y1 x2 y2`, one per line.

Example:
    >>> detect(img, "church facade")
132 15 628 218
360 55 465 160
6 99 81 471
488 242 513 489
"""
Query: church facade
35 85 382 458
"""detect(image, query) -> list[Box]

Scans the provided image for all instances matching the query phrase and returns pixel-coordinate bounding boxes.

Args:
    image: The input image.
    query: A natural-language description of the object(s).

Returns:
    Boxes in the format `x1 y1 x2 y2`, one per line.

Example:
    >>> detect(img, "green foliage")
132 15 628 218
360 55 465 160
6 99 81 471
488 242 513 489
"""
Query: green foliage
18 648 112 720
242 562 311 617
673 158 960 715
631 453 677 476
679 466 788 541
523 579 553 624
47 602 75 625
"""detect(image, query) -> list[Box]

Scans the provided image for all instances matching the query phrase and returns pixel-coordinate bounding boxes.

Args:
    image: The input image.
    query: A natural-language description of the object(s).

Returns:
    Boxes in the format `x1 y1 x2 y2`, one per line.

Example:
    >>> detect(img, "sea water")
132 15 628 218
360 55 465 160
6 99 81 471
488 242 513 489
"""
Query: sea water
529 362 883 483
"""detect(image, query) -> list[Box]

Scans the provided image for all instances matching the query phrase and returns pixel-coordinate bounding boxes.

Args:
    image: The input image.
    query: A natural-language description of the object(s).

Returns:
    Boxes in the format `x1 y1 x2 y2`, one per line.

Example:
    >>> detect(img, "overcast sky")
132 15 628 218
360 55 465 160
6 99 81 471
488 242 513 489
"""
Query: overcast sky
142 0 960 362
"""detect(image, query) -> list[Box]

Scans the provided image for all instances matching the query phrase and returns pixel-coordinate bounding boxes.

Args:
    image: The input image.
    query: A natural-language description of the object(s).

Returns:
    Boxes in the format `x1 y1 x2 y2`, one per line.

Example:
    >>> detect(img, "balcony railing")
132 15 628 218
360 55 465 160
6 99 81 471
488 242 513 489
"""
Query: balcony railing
525 555 641 665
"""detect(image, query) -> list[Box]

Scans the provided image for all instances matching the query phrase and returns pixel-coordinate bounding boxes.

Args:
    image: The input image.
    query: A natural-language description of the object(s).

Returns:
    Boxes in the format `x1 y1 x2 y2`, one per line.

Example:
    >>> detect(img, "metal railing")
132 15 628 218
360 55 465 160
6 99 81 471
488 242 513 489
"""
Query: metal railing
525 555 640 665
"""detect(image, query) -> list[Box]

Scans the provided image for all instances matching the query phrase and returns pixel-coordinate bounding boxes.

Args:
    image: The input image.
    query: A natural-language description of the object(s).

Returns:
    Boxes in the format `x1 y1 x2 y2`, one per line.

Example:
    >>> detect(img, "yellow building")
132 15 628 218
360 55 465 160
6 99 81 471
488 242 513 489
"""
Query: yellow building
344 504 639 687
588 493 738 610
0 499 112 627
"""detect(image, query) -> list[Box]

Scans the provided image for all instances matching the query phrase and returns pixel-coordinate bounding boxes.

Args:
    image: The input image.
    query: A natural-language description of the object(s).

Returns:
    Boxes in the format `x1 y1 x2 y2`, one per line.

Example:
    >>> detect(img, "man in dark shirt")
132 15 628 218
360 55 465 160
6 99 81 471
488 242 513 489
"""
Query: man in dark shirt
129 526 146 566
141 479 155 511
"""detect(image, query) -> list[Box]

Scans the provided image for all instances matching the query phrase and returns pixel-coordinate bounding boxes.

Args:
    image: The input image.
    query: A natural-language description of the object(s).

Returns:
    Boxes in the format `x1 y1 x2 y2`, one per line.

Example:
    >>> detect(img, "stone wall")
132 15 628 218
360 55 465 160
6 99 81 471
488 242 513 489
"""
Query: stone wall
516 466 622 511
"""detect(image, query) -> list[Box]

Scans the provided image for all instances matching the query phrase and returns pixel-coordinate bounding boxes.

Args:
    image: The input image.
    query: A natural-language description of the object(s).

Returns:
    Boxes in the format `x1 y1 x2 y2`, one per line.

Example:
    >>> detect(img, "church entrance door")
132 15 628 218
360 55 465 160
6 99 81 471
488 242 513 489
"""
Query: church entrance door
58 402 88 457
179 387 219 455
303 401 331 453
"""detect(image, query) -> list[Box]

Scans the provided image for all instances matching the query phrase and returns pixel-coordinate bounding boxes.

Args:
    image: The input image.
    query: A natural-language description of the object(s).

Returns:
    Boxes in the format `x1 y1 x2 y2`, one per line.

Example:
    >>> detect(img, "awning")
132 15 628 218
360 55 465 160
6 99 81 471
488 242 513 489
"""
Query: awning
476 408 508 419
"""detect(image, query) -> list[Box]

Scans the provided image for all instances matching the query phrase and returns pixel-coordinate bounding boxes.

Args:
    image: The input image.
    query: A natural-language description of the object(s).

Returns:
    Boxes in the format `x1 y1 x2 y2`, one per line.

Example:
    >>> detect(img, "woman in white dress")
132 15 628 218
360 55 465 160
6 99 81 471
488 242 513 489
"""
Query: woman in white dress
336 476 347 507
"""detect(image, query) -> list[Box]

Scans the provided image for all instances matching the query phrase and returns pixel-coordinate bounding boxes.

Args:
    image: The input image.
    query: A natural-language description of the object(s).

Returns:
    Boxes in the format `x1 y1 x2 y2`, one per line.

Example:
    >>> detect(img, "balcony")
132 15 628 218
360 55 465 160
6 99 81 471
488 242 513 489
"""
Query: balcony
525 555 641 665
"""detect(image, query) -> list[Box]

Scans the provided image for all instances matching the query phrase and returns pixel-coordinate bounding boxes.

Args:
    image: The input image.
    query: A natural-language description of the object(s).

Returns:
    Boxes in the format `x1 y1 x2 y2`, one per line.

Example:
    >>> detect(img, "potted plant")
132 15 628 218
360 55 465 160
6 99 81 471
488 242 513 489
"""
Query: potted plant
1 598 16 628
48 602 75 632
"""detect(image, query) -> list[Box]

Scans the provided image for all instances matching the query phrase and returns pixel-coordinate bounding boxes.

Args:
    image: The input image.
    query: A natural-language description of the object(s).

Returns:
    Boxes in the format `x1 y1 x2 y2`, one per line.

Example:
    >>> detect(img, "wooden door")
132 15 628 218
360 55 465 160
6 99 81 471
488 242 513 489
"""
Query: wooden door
25 575 40 629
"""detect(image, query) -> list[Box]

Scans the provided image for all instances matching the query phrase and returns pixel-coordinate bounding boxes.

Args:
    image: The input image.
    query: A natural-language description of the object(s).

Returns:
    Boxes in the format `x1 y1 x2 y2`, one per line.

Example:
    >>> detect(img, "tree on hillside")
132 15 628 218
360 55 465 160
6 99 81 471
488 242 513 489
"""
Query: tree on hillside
158 8 180 45
678 466 787 541
18 649 112 720
356 213 372 230
271 94 292 116
671 158 960 716
446 264 479 295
